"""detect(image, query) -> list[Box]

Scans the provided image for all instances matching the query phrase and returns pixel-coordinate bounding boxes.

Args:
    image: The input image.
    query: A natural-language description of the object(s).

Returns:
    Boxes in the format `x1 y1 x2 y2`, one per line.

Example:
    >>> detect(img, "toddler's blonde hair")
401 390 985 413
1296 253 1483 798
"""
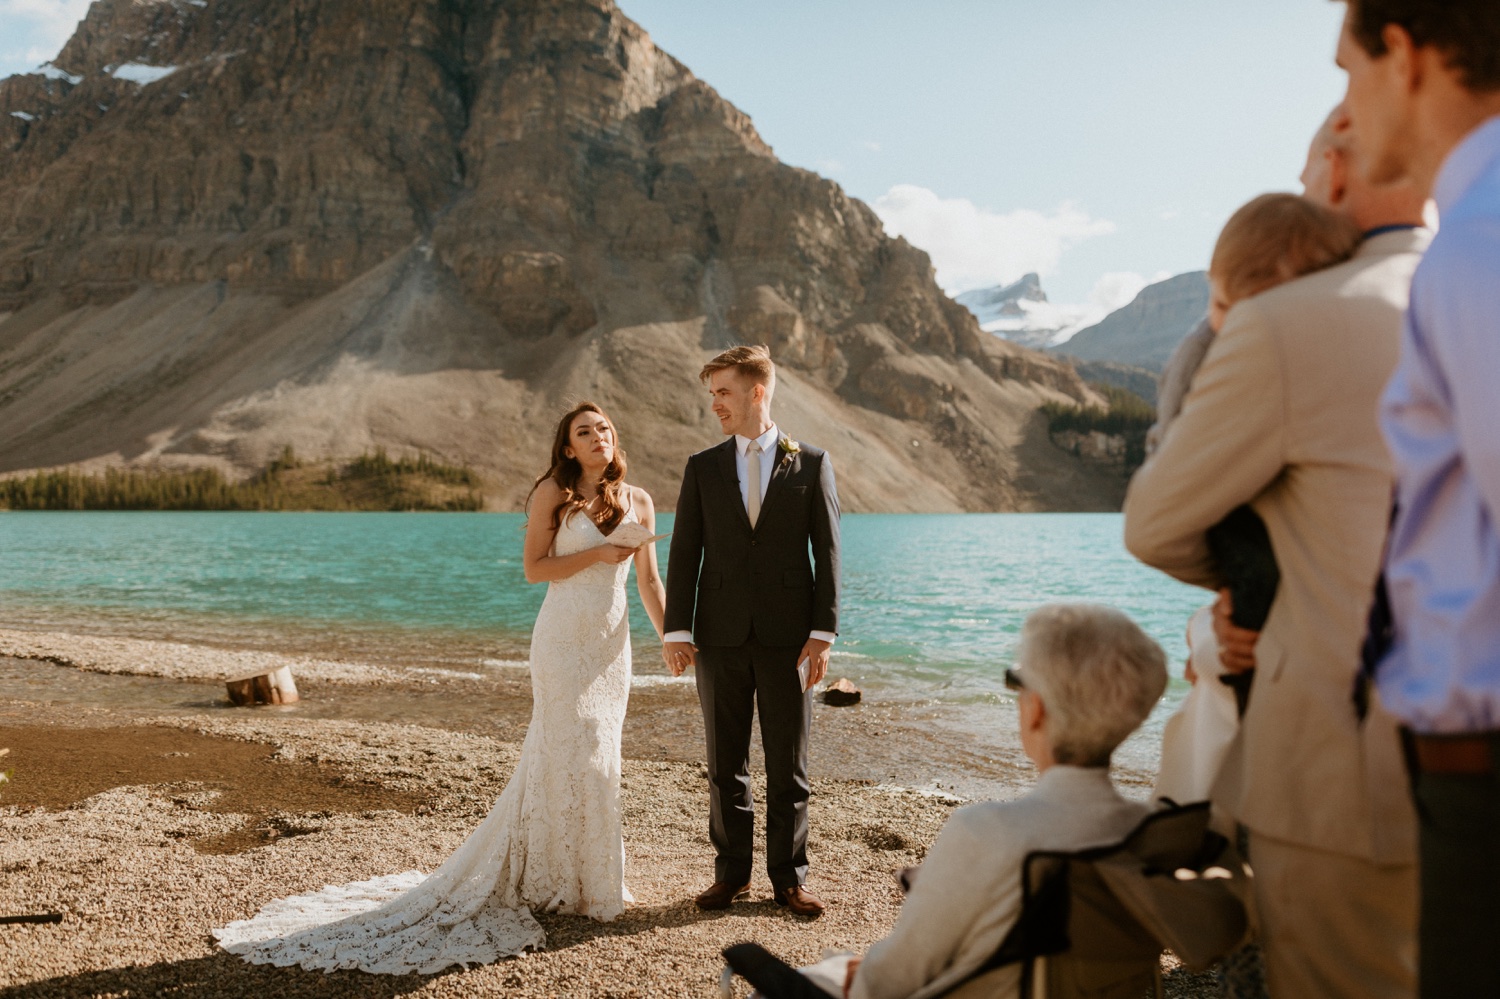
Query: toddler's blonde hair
1211 193 1363 306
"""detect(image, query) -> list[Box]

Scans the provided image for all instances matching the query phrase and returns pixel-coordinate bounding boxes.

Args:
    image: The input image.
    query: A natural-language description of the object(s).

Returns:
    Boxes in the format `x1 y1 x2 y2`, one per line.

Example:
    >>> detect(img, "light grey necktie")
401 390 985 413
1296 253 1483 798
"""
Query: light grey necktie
746 440 763 528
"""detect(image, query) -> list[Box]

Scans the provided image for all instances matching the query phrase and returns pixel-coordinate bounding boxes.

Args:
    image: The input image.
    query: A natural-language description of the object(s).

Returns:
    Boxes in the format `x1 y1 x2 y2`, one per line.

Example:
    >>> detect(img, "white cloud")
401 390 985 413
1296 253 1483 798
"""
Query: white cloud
1086 271 1150 313
872 184 1115 295
814 157 845 176
863 140 882 152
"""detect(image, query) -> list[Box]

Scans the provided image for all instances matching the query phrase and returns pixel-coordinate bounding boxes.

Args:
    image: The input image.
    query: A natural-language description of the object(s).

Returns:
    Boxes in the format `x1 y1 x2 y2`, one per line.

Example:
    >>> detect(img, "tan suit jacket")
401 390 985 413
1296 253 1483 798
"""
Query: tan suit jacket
1124 229 1429 866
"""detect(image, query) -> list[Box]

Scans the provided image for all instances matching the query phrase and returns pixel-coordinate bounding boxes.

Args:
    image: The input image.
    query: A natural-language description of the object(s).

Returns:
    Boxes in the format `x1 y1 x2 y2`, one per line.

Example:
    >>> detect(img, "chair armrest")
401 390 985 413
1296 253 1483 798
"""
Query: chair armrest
722 943 837 999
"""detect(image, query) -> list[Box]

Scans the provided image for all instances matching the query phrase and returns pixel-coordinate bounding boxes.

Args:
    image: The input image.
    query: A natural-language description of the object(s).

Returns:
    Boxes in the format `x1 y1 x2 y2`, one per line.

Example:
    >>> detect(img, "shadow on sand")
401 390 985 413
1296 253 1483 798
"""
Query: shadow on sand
0 899 801 997
0 951 441 999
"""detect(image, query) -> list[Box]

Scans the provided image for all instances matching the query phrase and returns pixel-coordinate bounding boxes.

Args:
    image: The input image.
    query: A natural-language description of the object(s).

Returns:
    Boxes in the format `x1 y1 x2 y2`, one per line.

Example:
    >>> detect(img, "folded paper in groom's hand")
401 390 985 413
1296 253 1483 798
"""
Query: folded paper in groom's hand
606 522 670 548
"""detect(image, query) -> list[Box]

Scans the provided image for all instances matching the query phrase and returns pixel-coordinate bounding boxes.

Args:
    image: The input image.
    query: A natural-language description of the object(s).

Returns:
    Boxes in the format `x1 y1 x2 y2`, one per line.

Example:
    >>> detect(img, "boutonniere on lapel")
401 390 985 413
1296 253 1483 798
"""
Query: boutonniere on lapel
777 437 800 468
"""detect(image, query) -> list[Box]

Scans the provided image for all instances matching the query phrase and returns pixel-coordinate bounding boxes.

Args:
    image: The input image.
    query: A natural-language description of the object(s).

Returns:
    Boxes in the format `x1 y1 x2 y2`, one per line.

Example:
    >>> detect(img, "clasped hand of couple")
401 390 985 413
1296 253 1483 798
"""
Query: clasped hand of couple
661 638 831 688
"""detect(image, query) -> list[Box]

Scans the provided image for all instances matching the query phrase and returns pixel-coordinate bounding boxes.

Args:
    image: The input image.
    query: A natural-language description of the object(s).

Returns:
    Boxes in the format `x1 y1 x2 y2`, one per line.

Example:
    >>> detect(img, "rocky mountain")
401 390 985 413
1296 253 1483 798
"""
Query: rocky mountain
0 0 1125 512
955 273 1046 324
1069 361 1159 407
1050 271 1209 373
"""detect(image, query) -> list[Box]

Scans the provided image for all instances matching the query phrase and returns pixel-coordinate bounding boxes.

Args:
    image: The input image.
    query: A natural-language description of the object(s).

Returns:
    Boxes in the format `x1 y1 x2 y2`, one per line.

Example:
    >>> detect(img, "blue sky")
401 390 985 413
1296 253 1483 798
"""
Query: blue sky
2 0 1351 315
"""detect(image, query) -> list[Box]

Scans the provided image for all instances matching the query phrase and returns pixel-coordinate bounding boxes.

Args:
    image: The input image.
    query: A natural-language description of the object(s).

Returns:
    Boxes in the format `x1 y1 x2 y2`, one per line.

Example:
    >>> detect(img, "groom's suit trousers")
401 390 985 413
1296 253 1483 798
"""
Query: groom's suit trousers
696 638 811 890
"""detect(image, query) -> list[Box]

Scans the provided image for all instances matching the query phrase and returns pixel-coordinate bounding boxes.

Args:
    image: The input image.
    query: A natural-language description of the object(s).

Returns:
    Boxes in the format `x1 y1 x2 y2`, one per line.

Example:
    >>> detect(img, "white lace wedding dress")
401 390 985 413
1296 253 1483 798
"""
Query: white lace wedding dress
213 509 636 973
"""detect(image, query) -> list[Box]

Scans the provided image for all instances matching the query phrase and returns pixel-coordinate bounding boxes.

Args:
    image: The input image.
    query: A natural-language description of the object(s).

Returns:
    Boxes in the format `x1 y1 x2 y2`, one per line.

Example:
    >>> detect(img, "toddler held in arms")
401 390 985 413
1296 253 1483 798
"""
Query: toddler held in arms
1153 194 1361 803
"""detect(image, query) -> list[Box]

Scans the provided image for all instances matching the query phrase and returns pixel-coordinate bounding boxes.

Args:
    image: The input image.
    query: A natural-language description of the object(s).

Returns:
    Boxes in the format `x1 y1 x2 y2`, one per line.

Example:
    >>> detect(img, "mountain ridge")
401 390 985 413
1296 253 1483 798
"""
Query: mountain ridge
0 0 1126 511
1051 270 1210 373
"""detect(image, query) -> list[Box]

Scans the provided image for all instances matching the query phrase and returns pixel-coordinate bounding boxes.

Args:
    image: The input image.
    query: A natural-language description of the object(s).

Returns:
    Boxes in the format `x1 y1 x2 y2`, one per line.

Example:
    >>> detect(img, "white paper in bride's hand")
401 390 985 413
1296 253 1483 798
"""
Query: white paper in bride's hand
607 523 670 548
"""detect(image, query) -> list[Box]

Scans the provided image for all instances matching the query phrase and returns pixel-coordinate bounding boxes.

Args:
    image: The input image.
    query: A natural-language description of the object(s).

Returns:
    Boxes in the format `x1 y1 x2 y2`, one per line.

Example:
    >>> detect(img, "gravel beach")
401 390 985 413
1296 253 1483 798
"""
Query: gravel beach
0 634 1214 998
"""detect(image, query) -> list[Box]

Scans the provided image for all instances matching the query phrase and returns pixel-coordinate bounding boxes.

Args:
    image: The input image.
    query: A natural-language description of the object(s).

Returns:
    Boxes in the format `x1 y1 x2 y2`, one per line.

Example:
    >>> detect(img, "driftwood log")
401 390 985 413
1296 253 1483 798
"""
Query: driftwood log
226 665 300 706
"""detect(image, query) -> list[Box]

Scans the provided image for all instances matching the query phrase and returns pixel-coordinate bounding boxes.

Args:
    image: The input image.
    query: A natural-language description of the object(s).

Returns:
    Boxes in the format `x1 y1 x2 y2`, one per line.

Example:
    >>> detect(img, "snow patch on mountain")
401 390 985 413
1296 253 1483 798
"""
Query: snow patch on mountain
33 63 83 85
958 271 1164 350
110 63 180 86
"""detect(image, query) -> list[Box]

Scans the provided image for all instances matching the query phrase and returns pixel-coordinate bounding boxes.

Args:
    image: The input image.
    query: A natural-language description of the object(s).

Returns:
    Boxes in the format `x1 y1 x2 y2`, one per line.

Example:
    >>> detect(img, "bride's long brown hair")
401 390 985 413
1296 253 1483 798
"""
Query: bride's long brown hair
527 401 628 532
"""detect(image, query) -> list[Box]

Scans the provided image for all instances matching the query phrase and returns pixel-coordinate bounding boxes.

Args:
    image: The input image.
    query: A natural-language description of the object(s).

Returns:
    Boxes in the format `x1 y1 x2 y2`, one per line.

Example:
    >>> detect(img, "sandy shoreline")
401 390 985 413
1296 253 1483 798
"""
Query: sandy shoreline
0 628 419 686
0 631 1212 997
0 626 1162 798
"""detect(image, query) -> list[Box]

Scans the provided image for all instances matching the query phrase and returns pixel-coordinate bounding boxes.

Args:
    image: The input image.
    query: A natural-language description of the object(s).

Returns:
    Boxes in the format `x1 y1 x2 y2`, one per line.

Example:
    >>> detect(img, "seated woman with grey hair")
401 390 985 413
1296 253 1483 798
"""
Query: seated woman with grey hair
803 603 1168 999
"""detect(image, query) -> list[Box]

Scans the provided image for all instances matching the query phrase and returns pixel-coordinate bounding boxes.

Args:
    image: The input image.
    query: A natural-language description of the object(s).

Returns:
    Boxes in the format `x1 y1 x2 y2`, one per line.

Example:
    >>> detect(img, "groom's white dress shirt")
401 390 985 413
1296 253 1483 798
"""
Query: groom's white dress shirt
664 424 835 648
737 423 780 514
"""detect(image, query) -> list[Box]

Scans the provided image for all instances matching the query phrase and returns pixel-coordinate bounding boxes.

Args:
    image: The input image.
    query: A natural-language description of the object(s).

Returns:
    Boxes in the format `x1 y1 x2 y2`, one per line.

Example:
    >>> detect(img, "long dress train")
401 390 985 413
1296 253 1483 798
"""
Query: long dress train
211 509 635 973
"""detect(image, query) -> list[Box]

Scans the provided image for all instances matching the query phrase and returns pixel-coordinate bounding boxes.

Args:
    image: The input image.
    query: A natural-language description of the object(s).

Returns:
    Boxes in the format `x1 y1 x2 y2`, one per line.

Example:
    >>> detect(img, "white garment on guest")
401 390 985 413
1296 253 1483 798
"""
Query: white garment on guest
812 767 1150 999
213 507 636 973
1153 606 1240 804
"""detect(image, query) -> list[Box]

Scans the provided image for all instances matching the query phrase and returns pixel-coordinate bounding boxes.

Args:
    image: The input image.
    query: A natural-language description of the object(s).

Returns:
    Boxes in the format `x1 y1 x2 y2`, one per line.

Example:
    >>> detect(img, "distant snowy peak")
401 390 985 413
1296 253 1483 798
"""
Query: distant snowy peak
957 273 1099 350
955 272 1046 324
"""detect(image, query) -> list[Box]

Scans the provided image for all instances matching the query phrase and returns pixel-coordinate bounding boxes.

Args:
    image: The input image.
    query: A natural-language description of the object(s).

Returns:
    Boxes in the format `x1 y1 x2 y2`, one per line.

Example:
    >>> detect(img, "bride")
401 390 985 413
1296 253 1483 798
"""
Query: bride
213 402 667 973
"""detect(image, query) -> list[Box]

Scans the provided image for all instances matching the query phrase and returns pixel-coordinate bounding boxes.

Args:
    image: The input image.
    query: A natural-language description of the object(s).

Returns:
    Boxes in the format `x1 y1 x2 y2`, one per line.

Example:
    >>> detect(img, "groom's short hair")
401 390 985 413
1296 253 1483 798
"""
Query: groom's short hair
700 345 776 390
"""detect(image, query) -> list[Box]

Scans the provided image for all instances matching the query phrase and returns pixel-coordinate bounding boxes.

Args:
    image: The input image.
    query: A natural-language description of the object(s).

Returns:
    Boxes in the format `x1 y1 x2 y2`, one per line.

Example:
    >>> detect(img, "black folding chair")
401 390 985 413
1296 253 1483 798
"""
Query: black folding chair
721 802 1249 999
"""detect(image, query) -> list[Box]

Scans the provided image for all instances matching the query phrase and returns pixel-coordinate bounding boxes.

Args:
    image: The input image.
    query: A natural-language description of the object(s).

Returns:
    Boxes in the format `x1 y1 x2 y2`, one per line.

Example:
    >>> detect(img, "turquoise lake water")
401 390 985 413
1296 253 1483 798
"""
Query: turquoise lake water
0 511 1205 717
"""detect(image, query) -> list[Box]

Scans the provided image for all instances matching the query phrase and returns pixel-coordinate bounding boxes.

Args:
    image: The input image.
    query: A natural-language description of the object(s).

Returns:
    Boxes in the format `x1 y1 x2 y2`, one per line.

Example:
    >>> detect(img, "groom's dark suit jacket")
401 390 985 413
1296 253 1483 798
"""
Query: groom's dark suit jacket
665 436 839 647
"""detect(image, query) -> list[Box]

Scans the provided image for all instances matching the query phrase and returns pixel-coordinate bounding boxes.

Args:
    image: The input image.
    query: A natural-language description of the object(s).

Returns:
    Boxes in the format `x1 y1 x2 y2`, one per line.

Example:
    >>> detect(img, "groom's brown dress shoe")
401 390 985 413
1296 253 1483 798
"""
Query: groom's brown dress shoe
773 885 825 918
695 881 751 910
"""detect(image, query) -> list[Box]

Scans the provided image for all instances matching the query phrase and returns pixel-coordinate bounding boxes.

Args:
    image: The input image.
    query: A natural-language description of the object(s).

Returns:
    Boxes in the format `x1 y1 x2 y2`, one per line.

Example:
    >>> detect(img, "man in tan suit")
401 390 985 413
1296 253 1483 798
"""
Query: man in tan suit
1123 116 1429 998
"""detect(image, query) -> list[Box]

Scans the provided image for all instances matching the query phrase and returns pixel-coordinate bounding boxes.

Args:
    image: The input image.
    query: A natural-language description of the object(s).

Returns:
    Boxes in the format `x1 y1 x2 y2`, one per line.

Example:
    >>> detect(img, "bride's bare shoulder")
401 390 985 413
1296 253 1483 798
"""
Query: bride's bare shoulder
527 477 566 512
625 483 655 509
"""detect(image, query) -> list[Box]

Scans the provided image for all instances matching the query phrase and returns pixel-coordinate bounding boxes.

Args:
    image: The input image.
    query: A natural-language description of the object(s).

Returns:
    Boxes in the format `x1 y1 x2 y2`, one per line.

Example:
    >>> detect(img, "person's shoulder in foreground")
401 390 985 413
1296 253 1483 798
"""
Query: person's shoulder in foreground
1376 114 1500 734
1418 115 1500 271
1237 225 1423 327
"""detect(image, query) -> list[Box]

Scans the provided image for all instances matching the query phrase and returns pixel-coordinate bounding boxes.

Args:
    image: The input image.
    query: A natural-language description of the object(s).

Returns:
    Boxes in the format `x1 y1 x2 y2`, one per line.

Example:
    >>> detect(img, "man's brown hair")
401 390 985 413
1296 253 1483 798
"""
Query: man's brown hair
1210 194 1364 306
699 344 776 387
1343 0 1500 92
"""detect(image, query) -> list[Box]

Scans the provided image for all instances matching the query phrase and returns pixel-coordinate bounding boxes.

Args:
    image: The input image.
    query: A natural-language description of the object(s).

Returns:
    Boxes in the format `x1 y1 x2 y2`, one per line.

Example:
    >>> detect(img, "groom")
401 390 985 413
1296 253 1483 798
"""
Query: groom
663 344 840 918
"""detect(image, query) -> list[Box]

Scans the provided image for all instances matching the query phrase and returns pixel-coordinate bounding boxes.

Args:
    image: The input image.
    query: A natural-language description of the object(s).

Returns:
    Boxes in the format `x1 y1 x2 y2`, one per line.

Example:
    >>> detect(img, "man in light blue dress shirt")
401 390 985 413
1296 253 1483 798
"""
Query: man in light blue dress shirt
1335 1 1500 994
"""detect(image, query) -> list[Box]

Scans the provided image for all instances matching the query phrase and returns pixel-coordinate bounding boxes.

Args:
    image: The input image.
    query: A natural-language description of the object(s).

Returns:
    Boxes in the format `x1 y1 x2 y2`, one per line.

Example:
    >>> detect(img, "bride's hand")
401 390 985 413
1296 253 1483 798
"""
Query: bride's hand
663 641 696 676
593 543 638 565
